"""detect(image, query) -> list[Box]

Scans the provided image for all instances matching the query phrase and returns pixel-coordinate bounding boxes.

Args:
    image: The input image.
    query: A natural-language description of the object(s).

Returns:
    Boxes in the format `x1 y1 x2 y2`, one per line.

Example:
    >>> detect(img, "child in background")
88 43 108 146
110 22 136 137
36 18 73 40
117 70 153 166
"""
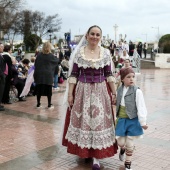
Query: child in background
116 59 132 78
115 67 148 170
18 68 26 80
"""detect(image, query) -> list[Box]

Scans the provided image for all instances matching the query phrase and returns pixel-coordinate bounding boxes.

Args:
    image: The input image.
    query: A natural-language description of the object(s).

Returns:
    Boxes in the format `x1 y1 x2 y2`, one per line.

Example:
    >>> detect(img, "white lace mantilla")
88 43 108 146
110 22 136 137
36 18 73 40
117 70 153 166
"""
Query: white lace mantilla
74 46 111 69
66 125 115 150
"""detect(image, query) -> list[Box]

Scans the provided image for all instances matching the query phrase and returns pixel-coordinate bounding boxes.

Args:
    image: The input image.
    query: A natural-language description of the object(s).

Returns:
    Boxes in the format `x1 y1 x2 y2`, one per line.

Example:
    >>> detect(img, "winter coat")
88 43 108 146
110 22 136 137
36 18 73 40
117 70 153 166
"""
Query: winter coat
34 52 58 85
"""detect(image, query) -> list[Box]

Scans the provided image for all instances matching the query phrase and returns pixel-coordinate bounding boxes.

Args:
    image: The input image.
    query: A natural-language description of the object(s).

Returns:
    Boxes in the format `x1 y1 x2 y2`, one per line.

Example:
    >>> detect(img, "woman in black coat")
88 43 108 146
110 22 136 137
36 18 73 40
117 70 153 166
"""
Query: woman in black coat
34 42 58 109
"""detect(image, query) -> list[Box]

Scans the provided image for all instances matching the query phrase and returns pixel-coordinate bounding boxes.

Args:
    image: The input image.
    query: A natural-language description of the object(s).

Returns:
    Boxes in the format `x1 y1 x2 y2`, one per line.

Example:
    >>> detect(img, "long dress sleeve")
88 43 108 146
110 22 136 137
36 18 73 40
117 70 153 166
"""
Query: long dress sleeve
104 64 116 83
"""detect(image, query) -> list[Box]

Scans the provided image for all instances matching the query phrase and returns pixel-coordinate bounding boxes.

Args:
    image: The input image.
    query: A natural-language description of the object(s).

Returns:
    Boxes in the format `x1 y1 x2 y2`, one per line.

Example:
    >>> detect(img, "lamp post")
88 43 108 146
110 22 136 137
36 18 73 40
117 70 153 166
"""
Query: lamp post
47 29 53 43
113 24 118 44
151 26 159 53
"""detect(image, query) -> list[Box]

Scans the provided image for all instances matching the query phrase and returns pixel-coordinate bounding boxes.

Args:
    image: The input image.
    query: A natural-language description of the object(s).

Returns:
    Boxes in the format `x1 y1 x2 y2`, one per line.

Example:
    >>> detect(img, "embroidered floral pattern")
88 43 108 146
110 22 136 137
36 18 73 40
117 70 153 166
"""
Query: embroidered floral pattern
65 81 116 150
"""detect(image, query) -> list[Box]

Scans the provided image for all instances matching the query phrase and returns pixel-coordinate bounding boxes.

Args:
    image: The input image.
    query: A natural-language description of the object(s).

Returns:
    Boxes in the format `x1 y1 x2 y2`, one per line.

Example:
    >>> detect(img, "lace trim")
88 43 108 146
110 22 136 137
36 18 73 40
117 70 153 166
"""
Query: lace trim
107 76 116 83
66 125 116 150
74 46 111 69
68 77 77 84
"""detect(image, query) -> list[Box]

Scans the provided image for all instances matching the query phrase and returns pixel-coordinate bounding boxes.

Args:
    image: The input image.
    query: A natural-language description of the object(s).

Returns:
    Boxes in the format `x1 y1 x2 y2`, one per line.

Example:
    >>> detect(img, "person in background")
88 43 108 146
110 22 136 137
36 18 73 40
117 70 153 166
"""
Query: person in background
137 42 143 58
2 45 13 104
115 67 148 170
116 59 132 78
29 56 36 68
129 41 135 57
112 49 120 68
11 57 26 102
33 42 58 109
34 49 39 58
0 43 6 111
58 48 64 63
61 56 69 71
53 57 60 91
18 58 30 78
17 49 22 61
61 25 118 170
143 42 147 58
65 47 71 59
109 40 116 56
123 41 129 54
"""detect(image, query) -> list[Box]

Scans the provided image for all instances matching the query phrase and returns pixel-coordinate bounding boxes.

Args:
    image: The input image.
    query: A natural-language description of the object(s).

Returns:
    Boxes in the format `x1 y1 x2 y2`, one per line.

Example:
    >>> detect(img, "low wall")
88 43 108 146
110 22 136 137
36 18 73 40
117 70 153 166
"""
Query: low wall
155 53 170 68
24 53 34 60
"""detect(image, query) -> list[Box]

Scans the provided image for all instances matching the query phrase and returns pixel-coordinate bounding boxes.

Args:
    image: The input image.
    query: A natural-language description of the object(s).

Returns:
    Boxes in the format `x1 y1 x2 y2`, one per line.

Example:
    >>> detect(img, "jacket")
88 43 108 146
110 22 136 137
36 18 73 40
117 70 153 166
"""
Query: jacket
34 52 58 85
116 85 139 119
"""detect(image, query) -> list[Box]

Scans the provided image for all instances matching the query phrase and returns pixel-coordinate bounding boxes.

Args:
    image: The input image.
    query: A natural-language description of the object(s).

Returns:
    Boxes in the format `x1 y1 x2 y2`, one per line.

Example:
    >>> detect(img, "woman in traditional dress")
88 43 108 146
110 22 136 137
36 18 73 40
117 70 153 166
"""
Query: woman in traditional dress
62 25 118 170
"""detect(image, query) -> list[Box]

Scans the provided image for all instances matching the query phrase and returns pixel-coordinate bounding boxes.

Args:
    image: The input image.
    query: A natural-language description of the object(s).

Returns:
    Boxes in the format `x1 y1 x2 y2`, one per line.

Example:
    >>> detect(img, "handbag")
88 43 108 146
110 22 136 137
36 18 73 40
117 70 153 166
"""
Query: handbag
59 77 64 84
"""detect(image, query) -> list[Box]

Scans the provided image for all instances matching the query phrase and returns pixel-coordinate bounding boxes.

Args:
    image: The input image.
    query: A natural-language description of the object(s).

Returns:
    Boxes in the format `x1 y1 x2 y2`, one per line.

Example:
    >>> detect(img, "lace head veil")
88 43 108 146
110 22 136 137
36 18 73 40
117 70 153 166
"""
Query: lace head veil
68 34 87 77
63 34 87 105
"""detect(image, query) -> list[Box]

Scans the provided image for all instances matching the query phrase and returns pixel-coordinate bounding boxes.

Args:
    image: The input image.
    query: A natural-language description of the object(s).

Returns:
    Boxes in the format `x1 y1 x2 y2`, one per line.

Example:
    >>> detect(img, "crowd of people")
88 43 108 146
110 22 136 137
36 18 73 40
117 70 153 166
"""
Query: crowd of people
0 25 149 170
0 42 70 111
107 39 148 70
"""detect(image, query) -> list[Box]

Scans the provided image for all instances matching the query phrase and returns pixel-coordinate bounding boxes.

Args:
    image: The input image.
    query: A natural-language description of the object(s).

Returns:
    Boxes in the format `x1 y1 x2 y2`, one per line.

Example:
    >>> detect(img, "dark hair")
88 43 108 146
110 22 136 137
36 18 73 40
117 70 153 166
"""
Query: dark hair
22 58 30 65
125 59 130 62
4 45 11 52
87 25 102 34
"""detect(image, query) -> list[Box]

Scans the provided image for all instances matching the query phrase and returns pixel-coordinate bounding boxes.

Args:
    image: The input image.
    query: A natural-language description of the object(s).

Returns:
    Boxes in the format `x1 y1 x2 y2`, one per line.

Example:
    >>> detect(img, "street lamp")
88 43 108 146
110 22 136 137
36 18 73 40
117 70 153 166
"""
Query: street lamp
151 26 159 53
113 24 118 43
47 29 53 43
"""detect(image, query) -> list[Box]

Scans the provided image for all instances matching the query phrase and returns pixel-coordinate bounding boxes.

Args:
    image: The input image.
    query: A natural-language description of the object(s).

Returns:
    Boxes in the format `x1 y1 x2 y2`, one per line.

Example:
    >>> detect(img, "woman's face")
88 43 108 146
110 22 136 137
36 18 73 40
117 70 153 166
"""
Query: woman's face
123 51 126 56
86 27 101 46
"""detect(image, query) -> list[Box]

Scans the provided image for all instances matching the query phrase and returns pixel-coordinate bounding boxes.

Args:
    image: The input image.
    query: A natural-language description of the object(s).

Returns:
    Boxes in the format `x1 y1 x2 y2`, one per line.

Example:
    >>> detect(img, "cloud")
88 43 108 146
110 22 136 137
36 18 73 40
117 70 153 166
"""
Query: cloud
25 0 170 42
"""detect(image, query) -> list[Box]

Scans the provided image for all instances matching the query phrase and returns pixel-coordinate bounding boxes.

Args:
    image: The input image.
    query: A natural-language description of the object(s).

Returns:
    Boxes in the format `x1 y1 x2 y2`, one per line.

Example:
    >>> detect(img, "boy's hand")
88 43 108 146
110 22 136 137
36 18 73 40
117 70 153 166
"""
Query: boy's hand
142 124 148 130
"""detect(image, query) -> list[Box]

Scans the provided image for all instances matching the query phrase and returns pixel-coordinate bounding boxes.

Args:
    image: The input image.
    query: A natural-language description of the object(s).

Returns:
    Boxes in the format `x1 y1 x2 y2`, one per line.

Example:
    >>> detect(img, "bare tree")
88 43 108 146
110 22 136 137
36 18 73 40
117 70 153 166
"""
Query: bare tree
0 0 25 40
31 11 62 41
15 10 62 49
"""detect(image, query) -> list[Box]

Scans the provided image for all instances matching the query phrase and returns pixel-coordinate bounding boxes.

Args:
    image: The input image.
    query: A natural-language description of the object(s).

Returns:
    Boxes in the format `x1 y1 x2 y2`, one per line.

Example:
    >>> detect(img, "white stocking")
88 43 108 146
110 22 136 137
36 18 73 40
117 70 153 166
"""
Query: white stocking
93 157 100 166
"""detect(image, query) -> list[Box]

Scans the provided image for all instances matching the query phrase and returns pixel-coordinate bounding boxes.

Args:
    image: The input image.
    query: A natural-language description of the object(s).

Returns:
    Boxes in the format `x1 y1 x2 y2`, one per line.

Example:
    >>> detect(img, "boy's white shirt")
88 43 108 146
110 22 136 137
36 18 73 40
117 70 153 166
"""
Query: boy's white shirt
120 86 147 126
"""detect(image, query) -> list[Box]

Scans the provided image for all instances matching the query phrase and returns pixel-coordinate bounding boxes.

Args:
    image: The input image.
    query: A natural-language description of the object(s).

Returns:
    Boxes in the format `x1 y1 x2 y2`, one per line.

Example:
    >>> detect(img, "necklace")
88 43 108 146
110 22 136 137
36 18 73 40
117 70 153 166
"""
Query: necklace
90 50 94 54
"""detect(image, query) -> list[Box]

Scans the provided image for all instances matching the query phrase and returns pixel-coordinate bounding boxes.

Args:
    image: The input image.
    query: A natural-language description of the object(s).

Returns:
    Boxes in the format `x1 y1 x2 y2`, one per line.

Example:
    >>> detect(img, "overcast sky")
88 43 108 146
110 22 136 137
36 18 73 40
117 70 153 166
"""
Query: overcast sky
25 0 170 43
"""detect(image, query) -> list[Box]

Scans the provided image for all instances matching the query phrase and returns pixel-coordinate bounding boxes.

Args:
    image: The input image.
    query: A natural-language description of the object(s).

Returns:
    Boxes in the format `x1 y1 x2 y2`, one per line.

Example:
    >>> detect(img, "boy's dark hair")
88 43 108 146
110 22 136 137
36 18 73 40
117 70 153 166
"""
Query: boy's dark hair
4 45 11 52
22 58 30 65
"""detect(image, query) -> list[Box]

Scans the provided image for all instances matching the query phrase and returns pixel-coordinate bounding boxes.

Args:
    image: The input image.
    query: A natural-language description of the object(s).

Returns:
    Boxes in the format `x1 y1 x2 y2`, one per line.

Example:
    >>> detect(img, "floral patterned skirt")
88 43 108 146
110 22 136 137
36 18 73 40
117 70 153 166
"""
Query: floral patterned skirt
62 81 118 159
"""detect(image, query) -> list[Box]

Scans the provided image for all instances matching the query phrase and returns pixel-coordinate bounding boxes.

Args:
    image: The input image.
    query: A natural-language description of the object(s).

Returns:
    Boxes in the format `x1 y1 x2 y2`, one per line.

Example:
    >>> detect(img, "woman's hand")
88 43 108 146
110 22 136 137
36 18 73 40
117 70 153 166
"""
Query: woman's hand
111 94 116 105
142 124 148 130
68 94 74 107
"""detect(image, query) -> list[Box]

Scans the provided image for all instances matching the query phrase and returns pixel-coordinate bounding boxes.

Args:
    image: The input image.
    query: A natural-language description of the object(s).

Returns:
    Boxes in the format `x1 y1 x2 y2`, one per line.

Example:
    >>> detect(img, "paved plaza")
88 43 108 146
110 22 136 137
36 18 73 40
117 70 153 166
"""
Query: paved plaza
0 69 170 170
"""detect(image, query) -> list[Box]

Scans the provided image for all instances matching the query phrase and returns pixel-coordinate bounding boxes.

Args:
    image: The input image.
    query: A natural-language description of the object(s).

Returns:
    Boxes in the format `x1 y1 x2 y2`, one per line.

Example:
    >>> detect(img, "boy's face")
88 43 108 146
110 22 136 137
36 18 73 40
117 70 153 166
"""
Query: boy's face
122 73 135 87
124 60 130 67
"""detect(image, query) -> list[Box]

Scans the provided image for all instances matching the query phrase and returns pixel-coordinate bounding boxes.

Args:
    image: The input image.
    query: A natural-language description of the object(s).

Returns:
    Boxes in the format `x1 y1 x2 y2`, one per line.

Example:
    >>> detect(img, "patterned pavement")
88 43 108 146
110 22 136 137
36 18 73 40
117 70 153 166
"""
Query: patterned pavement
0 69 170 170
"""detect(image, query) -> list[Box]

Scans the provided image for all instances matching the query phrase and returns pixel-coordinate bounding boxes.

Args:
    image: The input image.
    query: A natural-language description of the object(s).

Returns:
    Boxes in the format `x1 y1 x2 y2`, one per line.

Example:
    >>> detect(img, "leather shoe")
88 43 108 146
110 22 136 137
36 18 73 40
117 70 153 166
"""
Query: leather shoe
92 164 100 170
6 101 12 104
19 98 26 102
0 107 5 111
